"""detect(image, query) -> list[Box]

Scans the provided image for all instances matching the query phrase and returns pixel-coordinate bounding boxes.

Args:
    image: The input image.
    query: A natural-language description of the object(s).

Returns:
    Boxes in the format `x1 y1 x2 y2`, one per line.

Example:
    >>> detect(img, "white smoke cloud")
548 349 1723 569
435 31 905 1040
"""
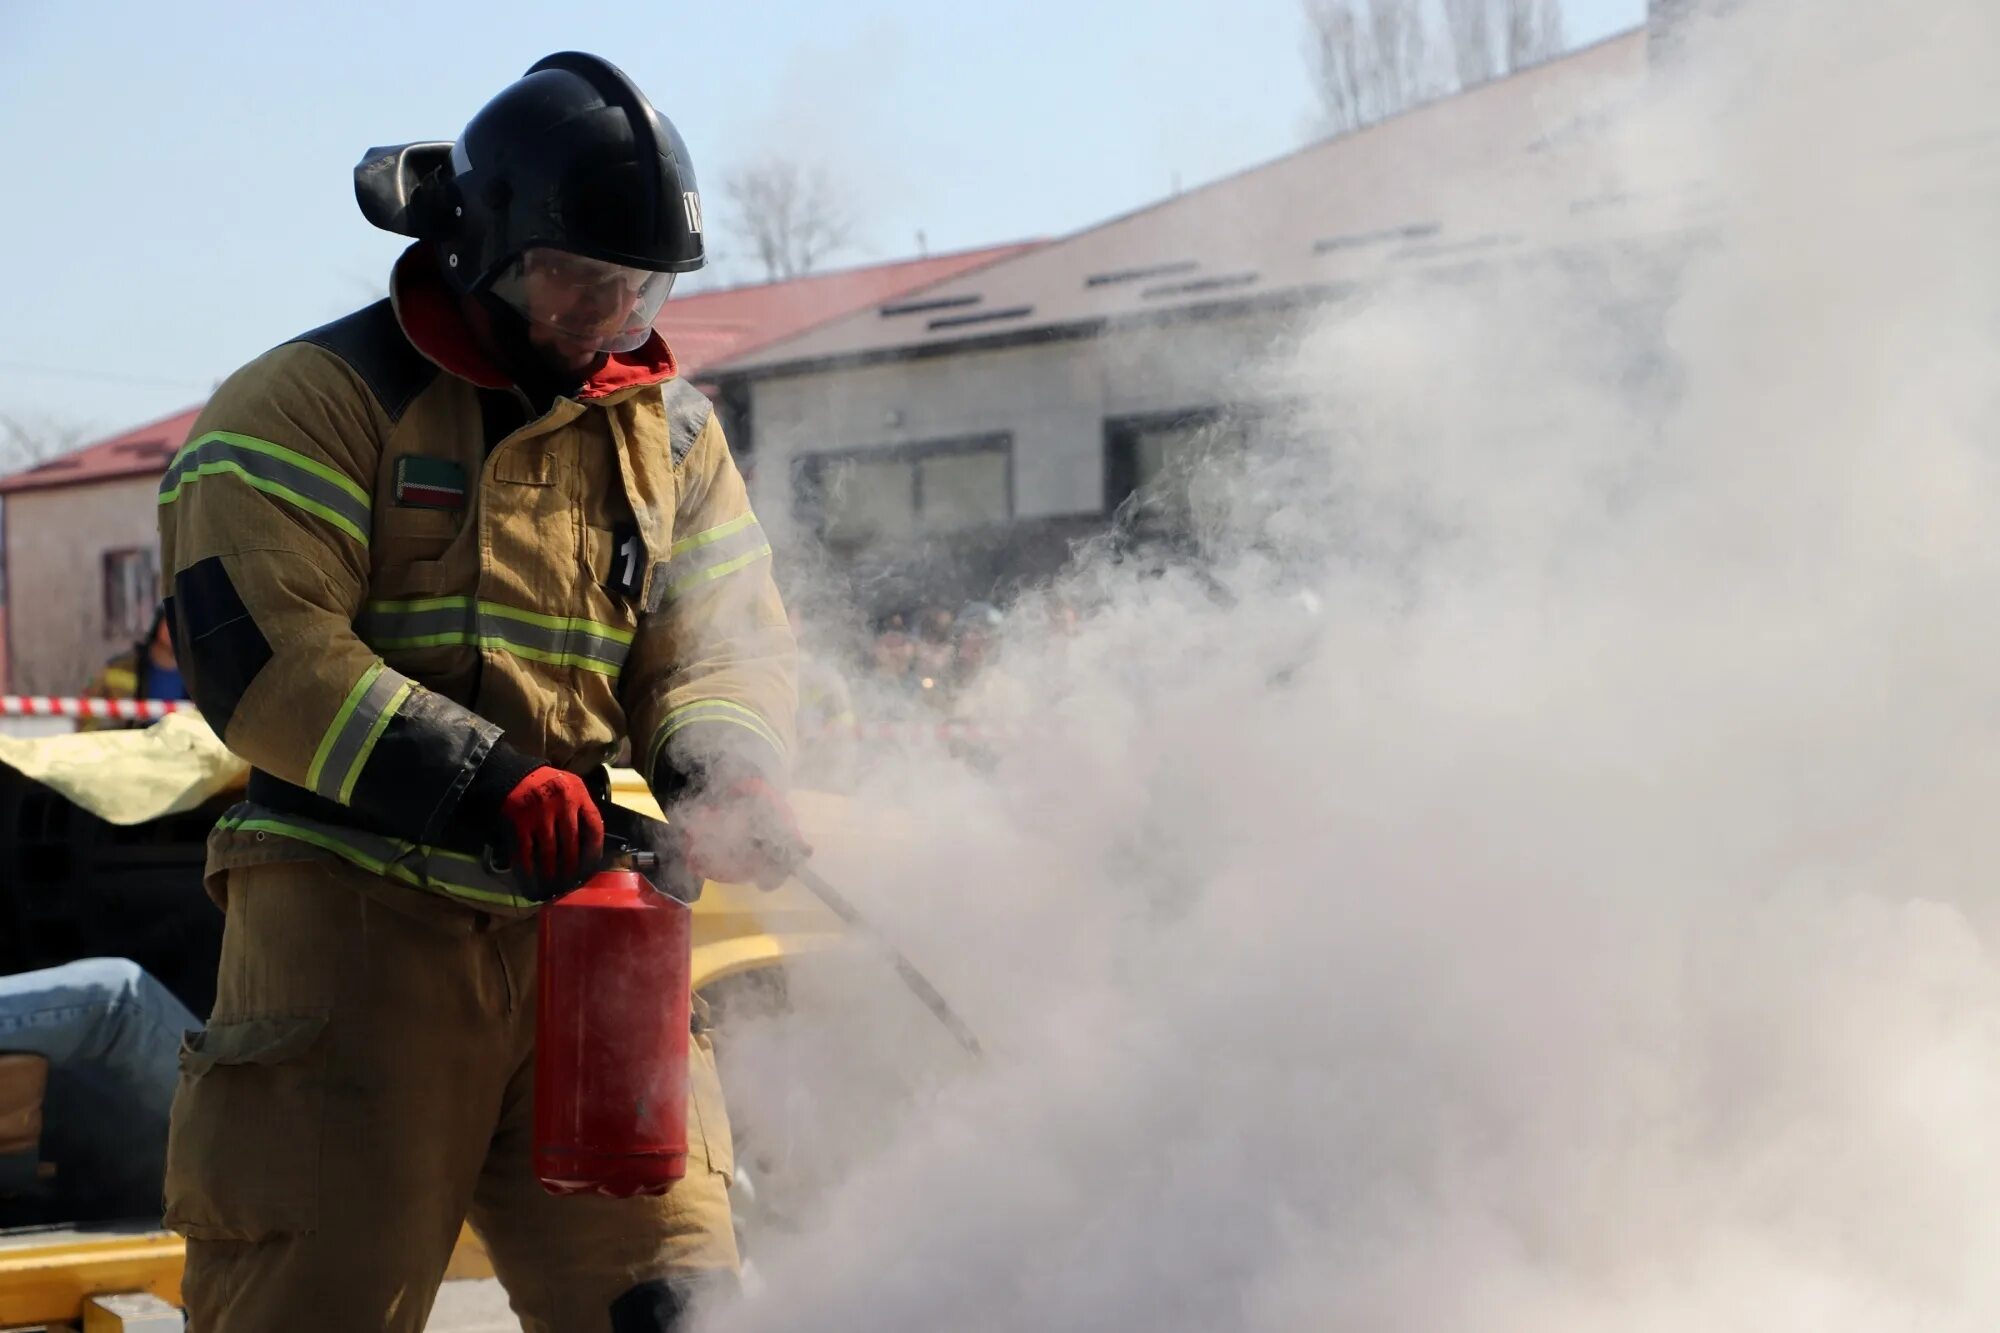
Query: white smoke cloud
704 2 2000 1328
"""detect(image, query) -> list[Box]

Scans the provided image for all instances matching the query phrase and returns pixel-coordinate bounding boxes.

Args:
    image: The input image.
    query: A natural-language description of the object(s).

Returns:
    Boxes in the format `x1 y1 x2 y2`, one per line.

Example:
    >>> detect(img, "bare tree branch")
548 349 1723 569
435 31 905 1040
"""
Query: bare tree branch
1303 0 1366 134
1504 0 1566 70
1304 0 1449 135
720 157 857 283
1369 0 1432 118
1440 0 1496 86
1304 0 1567 136
0 413 92 474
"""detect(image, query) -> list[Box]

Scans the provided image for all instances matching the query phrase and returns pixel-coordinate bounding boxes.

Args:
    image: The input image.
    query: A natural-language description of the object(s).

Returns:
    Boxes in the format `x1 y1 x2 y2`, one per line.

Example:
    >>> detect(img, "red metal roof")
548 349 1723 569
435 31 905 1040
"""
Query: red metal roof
659 242 1043 376
714 33 1648 377
0 241 1041 497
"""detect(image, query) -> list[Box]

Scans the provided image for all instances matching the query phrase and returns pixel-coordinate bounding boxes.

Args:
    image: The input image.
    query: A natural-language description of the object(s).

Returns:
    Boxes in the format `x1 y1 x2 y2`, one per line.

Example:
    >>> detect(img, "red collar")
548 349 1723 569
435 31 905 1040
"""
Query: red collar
389 245 680 400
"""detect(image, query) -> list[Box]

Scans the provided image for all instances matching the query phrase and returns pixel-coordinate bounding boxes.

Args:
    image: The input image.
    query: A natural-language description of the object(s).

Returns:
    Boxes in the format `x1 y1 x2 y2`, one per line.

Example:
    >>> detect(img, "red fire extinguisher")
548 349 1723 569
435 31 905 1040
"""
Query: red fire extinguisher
533 850 694 1197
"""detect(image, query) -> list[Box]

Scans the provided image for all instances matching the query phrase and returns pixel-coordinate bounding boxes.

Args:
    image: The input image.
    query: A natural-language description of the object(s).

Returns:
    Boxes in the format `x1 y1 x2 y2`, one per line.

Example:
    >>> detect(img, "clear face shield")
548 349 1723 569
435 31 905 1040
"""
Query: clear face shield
487 247 676 358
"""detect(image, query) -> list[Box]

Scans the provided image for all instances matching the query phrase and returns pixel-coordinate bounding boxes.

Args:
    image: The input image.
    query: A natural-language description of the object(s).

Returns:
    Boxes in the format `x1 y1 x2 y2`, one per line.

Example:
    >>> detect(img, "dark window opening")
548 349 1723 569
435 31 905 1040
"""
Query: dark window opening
1313 222 1442 254
881 293 982 317
926 306 1034 331
1085 260 1200 288
1391 234 1522 262
102 546 158 641
1138 272 1259 301
1103 409 1251 539
794 435 1014 551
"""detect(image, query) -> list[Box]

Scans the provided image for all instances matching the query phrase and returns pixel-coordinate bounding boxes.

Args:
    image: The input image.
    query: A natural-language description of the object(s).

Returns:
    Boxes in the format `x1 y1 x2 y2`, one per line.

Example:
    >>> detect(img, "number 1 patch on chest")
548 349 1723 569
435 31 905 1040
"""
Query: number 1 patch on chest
607 521 646 599
393 456 469 510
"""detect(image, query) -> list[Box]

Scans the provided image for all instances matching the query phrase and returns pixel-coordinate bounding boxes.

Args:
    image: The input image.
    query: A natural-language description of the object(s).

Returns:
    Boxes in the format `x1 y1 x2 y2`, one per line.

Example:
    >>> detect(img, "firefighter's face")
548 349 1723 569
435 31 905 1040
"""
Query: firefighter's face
490 248 678 371
518 252 644 368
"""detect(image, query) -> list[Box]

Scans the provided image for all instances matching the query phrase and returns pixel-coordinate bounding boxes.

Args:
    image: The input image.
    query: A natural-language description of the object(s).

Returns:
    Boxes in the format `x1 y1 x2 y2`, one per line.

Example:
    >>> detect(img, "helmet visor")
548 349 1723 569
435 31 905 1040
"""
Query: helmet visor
488 247 676 355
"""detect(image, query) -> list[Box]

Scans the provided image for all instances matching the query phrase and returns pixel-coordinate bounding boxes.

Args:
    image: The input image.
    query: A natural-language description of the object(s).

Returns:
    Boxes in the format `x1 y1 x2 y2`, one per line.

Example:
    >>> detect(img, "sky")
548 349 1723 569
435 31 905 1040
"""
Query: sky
0 0 1644 440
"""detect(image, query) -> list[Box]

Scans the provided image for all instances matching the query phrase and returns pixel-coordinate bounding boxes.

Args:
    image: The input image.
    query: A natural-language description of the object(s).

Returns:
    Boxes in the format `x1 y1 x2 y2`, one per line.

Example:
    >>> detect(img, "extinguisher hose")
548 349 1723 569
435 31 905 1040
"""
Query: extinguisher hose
574 771 982 1055
789 861 985 1059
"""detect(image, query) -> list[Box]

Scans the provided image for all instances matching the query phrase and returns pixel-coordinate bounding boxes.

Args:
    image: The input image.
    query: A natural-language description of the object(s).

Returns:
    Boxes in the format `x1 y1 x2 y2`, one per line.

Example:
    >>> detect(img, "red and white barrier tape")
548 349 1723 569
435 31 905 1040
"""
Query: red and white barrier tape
0 695 193 720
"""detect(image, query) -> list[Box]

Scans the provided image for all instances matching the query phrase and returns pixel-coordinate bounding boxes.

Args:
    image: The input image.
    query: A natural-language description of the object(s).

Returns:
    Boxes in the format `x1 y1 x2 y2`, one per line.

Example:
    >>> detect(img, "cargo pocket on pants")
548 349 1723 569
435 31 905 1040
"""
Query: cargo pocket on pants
687 1033 734 1185
163 1011 330 1240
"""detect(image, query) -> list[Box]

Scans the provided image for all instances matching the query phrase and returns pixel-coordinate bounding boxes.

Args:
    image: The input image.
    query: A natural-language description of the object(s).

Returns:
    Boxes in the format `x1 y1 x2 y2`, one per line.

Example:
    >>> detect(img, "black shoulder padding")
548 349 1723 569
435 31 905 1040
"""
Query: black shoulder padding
290 299 438 424
661 377 713 467
167 560 272 739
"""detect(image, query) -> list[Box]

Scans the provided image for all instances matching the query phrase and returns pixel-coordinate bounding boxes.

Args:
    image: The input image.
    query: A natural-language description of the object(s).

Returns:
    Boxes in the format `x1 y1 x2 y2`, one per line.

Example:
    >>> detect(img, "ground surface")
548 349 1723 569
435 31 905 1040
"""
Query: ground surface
424 1278 520 1331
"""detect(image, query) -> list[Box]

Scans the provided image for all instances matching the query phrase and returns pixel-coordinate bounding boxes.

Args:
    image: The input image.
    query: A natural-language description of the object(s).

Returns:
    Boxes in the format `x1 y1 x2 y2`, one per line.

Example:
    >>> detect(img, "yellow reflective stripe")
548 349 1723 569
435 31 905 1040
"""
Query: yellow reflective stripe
646 698 786 776
359 596 634 645
159 431 373 546
469 635 624 675
364 595 474 613
217 814 407 883
664 545 773 601
172 431 371 506
647 712 779 777
338 681 411 805
359 598 634 670
479 602 636 645
417 879 527 909
667 511 758 558
664 697 786 752
307 663 385 795
214 815 531 909
160 463 370 545
358 631 626 675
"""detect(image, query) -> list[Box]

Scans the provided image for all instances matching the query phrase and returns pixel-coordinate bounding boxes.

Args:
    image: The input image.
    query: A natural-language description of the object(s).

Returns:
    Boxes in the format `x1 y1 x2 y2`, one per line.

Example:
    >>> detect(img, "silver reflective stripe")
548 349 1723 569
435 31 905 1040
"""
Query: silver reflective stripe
159 431 373 546
660 513 772 604
645 697 786 778
355 598 471 646
357 598 633 675
306 663 413 804
477 604 633 673
215 806 532 909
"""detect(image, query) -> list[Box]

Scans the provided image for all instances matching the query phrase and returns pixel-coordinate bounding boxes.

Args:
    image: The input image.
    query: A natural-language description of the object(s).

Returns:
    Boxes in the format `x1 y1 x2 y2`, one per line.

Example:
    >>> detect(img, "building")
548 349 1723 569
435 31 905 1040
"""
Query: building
709 30 1655 614
0 243 1037 693
0 408 202 694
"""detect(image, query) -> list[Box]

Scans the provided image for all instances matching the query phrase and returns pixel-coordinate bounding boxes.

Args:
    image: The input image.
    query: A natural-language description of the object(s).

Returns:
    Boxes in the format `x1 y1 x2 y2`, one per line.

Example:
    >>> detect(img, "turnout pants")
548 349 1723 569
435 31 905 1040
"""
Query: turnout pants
164 857 738 1331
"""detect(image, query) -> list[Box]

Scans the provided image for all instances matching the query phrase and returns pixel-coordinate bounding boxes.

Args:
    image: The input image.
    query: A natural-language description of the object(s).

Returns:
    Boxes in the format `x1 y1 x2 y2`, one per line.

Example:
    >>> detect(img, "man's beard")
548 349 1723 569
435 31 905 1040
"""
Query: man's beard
473 291 605 403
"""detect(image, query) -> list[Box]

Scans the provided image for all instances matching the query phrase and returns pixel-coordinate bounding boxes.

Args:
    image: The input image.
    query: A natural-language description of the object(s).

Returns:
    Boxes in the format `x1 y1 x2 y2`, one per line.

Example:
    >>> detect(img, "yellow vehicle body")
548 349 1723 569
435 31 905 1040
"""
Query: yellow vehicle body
604 768 855 992
0 719 873 1328
0 713 861 992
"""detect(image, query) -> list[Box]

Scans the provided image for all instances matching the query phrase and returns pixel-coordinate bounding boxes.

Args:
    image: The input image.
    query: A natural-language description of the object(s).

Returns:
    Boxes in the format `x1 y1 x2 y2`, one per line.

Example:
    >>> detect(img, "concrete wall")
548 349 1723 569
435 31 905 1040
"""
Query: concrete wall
3 475 162 695
741 309 1302 546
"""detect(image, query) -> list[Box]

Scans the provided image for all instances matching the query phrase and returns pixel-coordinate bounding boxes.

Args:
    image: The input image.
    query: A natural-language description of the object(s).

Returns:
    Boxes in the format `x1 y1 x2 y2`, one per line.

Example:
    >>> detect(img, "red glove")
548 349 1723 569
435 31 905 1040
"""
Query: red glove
498 766 605 901
679 777 809 891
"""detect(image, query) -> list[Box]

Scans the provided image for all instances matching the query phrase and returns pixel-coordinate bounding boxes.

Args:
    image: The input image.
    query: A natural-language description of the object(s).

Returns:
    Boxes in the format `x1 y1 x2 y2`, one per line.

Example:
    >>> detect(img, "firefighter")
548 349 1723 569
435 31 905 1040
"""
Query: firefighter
76 602 186 732
156 53 800 1332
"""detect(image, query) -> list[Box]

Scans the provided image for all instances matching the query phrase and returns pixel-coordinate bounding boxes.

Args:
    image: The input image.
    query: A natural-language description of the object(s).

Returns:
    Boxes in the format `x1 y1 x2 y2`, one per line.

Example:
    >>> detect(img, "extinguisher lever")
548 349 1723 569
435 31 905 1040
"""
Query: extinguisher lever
594 807 703 904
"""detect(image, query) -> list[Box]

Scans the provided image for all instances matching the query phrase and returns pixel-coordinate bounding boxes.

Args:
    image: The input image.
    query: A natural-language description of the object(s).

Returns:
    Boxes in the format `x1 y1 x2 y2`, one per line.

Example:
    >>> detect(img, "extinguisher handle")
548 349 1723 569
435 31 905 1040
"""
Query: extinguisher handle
598 810 704 903
569 765 708 902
